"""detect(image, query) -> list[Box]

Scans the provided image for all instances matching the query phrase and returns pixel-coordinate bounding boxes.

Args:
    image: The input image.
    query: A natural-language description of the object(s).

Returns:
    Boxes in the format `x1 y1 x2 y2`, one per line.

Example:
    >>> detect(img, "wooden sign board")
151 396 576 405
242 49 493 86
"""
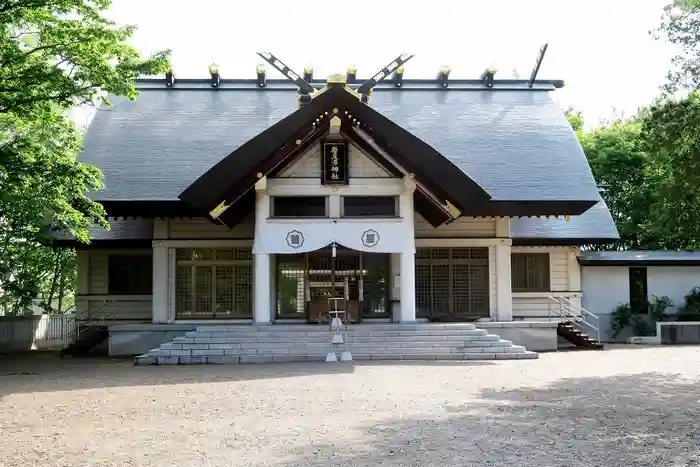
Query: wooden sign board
321 141 349 185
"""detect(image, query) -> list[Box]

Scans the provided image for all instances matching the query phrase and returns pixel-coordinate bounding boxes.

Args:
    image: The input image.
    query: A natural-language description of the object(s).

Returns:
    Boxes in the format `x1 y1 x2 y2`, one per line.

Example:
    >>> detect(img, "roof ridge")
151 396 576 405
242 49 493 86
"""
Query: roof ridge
133 78 563 92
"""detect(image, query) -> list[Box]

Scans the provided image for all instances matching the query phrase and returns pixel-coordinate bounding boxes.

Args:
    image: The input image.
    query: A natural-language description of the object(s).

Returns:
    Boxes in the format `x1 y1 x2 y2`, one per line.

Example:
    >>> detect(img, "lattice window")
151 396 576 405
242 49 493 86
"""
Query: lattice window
234 265 253 316
175 265 192 315
194 266 213 315
175 248 253 319
511 253 550 292
216 266 235 315
415 247 490 319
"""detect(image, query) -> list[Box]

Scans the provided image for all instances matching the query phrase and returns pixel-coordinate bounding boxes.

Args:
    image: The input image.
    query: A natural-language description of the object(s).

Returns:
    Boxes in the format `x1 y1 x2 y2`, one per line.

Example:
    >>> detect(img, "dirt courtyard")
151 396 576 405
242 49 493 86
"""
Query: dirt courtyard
0 346 699 467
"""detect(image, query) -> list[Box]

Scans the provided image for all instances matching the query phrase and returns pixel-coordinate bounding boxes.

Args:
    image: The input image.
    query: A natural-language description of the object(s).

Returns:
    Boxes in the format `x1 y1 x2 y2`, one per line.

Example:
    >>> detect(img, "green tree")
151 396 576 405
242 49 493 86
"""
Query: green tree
653 0 700 93
1 0 170 314
579 119 660 250
563 105 584 132
641 92 700 249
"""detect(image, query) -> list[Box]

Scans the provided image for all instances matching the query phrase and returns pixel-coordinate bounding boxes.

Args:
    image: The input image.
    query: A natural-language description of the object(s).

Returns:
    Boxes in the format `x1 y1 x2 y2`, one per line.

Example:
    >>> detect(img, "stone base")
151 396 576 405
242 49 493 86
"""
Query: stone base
109 324 196 356
475 321 558 352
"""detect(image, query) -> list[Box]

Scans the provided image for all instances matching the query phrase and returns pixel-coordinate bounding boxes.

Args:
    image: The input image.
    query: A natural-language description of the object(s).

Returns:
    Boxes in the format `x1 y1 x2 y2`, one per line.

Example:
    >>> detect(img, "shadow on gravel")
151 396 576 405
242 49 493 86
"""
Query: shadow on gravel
0 351 356 396
0 352 491 397
277 373 700 467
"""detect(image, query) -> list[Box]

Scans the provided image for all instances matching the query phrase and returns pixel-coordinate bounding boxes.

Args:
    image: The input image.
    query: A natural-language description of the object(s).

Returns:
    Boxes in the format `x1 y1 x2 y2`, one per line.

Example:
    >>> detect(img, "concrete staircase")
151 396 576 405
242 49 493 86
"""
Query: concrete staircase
135 323 538 365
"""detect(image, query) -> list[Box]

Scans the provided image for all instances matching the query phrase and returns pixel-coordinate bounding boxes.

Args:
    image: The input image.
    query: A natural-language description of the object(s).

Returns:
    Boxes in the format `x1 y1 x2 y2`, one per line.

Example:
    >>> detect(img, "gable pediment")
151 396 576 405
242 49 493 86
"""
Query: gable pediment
275 140 396 179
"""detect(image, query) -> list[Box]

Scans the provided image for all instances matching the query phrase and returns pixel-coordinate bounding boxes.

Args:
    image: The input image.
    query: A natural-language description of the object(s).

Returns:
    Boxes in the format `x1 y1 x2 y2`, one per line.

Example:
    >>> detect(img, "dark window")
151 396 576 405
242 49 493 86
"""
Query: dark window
342 196 397 217
629 267 648 313
272 196 326 217
511 253 550 292
108 255 152 295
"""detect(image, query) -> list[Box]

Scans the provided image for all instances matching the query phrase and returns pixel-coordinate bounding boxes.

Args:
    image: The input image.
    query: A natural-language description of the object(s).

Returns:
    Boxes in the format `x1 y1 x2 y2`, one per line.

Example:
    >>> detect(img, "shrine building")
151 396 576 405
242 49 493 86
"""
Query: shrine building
57 51 619 363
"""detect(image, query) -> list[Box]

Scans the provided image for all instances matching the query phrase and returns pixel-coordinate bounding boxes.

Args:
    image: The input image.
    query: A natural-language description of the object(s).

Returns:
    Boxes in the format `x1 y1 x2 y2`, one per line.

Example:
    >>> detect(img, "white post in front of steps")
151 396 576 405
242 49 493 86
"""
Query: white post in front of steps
254 176 272 324
399 176 416 323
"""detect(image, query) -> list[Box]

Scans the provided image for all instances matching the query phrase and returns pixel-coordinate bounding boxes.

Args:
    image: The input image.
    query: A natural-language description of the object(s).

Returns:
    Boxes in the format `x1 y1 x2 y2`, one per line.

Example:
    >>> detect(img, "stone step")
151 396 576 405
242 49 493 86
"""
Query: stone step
138 350 539 365
148 344 527 358
194 323 478 333
170 333 496 345
463 339 513 347
182 329 489 340
158 340 514 351
136 324 539 366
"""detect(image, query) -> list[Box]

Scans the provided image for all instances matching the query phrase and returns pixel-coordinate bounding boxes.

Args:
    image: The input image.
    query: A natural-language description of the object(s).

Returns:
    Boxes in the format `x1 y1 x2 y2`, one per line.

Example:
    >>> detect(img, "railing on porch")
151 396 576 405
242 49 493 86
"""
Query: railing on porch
64 300 116 346
548 296 601 343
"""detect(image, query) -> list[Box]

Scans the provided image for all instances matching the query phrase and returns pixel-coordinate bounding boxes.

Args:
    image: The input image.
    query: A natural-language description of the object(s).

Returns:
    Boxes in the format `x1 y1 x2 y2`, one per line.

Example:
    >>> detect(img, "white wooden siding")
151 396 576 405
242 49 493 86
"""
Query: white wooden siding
88 253 108 294
88 299 152 321
85 251 152 321
415 215 496 238
277 142 393 178
167 215 254 239
511 246 580 319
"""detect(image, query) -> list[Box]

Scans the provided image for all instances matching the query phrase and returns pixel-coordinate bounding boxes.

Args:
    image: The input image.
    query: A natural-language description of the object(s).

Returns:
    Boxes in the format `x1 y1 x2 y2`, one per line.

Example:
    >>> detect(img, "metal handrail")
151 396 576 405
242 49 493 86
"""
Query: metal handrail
548 296 601 342
64 300 116 344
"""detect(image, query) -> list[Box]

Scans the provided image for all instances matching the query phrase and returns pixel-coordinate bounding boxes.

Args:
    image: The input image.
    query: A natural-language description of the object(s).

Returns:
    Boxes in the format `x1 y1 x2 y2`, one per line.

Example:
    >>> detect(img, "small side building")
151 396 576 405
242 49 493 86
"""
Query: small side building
580 251 700 342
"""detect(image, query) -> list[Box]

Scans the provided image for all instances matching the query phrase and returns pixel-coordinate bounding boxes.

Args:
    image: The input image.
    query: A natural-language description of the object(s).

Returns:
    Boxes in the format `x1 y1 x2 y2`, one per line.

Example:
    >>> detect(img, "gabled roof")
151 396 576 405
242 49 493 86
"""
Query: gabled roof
180 85 493 223
77 76 616 242
81 79 598 206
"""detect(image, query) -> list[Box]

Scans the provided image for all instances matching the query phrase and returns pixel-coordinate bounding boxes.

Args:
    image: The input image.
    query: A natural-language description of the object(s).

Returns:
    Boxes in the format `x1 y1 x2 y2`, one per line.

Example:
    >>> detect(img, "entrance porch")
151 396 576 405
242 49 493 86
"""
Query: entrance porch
276 246 391 324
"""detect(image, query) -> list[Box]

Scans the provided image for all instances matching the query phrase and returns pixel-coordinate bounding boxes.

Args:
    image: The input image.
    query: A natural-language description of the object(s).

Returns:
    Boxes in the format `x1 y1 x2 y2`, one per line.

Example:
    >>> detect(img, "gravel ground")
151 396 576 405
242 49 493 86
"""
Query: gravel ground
0 345 699 467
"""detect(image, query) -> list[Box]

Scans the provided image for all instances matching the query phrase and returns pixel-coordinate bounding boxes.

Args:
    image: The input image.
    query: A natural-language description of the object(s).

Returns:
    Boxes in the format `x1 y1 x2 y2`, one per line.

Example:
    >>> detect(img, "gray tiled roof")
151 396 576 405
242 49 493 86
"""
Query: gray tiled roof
579 250 700 265
370 90 600 201
79 83 615 241
82 87 599 203
53 218 153 242
511 198 619 242
82 91 296 200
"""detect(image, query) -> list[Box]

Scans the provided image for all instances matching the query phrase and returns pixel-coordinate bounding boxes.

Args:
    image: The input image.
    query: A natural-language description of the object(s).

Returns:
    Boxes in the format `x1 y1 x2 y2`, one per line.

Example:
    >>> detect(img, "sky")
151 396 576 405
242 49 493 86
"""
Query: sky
105 0 676 126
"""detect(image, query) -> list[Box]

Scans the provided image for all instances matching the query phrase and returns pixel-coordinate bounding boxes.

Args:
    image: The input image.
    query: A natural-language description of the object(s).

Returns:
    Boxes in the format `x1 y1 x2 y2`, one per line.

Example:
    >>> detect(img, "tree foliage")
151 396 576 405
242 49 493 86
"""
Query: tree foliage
641 93 700 249
573 91 700 251
579 119 660 250
653 0 700 93
563 106 584 133
0 0 170 114
0 0 170 314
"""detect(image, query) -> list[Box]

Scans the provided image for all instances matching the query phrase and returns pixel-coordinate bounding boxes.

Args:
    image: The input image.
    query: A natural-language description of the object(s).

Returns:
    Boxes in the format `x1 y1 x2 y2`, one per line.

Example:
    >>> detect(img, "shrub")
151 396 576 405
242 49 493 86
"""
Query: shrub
610 303 634 338
610 295 674 338
681 286 700 317
648 295 674 322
